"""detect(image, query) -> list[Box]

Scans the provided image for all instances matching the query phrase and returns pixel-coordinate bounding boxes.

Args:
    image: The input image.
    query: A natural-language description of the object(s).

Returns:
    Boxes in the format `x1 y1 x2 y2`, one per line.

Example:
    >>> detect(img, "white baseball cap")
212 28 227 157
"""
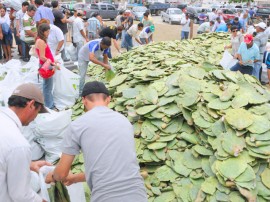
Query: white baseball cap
125 10 131 13
255 22 267 30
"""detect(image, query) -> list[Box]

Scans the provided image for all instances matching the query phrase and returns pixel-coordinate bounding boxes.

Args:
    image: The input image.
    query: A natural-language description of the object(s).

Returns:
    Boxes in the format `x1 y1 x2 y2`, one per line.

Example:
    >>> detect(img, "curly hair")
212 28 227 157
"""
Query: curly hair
37 23 50 43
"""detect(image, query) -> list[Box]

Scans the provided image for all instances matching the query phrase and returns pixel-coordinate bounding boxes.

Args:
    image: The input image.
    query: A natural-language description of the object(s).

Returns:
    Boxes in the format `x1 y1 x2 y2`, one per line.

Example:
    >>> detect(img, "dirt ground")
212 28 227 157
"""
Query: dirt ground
105 16 199 57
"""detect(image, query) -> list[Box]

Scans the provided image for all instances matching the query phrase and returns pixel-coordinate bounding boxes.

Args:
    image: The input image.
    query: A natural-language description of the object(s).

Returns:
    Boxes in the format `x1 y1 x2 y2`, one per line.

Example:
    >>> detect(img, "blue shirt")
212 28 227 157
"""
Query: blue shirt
215 24 228 32
240 18 248 32
263 51 270 69
34 5 55 24
238 42 260 67
230 20 242 31
87 17 101 34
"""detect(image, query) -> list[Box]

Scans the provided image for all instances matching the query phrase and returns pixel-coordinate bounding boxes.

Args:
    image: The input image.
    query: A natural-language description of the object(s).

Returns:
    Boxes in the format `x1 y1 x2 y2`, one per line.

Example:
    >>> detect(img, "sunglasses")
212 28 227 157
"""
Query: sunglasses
232 30 237 32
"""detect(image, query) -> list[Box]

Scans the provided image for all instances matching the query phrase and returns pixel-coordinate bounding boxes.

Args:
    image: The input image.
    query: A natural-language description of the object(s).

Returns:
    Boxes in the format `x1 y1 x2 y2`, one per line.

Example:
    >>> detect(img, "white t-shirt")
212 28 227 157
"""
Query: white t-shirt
181 17 191 32
127 24 140 39
0 13 10 26
198 22 211 33
139 27 153 38
16 9 25 32
72 17 85 43
48 24 64 55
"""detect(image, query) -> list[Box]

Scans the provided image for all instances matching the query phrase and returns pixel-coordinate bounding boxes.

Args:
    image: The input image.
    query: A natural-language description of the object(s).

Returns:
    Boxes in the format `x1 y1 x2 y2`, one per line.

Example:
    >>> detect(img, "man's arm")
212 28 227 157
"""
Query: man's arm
55 40 64 55
112 39 120 52
64 173 86 186
16 18 20 37
89 52 110 69
7 148 43 202
78 21 88 42
145 37 149 44
135 37 142 45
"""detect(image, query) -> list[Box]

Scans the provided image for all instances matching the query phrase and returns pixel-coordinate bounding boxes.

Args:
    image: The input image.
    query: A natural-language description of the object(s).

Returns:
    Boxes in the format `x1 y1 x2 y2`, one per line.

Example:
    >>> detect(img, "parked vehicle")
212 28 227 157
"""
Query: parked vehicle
220 8 237 21
132 6 148 21
146 2 171 16
186 7 210 24
84 3 118 20
161 8 182 24
256 7 270 20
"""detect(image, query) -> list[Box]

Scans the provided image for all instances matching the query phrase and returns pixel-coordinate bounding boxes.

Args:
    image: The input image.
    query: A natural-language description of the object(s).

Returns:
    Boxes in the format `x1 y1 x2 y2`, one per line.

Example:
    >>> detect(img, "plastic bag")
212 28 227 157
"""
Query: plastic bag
22 124 44 161
66 44 77 61
261 63 269 84
53 67 80 110
34 110 72 163
220 50 238 70
39 166 86 202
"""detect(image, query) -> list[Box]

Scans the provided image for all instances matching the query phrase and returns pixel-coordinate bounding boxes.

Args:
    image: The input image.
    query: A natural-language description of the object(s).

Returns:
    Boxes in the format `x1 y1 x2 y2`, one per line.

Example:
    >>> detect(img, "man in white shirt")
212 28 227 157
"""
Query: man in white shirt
124 23 143 51
73 10 88 61
0 83 50 202
212 17 225 32
208 8 217 21
16 1 30 60
68 10 77 46
39 18 64 57
197 21 214 34
180 13 192 40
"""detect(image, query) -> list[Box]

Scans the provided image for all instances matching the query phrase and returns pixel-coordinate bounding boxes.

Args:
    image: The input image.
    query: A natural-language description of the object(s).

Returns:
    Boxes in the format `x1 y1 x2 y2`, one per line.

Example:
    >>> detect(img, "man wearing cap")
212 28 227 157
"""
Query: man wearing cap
78 37 112 94
0 83 50 202
230 34 260 75
121 10 133 48
139 25 155 44
253 22 268 80
46 81 147 202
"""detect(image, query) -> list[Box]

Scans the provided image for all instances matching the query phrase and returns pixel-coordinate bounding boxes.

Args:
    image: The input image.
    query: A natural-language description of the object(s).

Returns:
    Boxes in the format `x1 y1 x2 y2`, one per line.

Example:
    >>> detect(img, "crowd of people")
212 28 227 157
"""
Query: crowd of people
192 7 270 81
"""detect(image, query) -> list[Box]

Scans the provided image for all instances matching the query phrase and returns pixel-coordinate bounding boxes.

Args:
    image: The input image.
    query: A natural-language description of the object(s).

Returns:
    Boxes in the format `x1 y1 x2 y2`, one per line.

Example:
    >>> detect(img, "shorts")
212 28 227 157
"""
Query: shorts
1 35 13 46
14 28 22 45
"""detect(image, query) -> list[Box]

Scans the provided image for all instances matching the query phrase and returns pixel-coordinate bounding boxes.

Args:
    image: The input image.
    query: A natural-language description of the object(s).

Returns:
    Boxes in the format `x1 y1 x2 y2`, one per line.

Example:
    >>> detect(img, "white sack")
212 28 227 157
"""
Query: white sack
220 50 238 70
53 67 80 110
34 110 72 163
66 44 77 61
39 166 86 202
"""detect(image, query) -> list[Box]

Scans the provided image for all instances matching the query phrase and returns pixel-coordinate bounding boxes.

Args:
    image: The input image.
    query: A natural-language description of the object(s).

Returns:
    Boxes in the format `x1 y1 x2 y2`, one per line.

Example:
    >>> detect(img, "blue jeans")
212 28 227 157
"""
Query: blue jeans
75 41 84 61
21 41 26 59
252 61 261 80
124 33 133 51
230 62 253 75
78 60 89 95
181 31 189 40
43 77 54 109
121 30 126 48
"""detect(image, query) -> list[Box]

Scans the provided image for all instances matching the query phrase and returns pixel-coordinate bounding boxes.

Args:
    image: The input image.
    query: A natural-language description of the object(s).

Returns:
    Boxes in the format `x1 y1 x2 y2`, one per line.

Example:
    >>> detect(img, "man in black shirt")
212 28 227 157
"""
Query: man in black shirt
51 0 71 61
99 25 123 58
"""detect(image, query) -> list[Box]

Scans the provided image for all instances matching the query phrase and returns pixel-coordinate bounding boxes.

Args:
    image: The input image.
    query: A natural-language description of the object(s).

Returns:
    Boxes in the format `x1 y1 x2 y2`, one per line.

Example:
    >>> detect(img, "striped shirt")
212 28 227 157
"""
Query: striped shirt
23 13 37 42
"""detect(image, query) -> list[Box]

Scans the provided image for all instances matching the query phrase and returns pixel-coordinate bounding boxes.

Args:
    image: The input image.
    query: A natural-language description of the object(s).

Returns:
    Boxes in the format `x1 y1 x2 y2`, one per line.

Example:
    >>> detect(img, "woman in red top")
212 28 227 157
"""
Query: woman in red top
35 23 56 110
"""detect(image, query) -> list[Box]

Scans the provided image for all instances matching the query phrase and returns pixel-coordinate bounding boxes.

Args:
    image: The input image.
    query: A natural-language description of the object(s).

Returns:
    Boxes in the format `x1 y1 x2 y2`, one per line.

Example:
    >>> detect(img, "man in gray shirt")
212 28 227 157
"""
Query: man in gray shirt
253 22 268 80
46 81 147 202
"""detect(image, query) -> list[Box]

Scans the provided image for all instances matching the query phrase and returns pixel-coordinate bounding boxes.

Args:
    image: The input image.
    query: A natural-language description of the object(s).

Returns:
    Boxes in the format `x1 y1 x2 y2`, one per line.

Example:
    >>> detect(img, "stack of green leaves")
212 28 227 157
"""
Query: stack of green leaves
48 181 70 202
71 33 270 201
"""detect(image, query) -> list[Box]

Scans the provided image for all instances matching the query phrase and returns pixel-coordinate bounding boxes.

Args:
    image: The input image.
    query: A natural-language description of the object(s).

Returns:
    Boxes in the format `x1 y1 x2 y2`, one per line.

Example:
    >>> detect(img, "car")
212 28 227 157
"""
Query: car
256 7 270 20
161 8 182 24
220 8 237 21
132 6 148 21
186 7 210 24
84 3 118 20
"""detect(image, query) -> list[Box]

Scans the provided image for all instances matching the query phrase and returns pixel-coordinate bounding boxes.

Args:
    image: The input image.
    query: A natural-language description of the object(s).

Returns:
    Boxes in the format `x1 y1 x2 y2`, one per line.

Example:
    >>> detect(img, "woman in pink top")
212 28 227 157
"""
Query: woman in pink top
35 23 56 110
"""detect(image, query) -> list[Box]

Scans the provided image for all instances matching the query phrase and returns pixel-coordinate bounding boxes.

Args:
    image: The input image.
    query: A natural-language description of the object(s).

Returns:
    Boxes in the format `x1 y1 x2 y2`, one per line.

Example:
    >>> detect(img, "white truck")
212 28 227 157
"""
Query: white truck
161 8 183 24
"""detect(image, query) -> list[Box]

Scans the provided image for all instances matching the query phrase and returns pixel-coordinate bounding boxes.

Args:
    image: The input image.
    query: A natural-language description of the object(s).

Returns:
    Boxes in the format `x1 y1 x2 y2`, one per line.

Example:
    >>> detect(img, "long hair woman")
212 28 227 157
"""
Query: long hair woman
35 23 56 110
